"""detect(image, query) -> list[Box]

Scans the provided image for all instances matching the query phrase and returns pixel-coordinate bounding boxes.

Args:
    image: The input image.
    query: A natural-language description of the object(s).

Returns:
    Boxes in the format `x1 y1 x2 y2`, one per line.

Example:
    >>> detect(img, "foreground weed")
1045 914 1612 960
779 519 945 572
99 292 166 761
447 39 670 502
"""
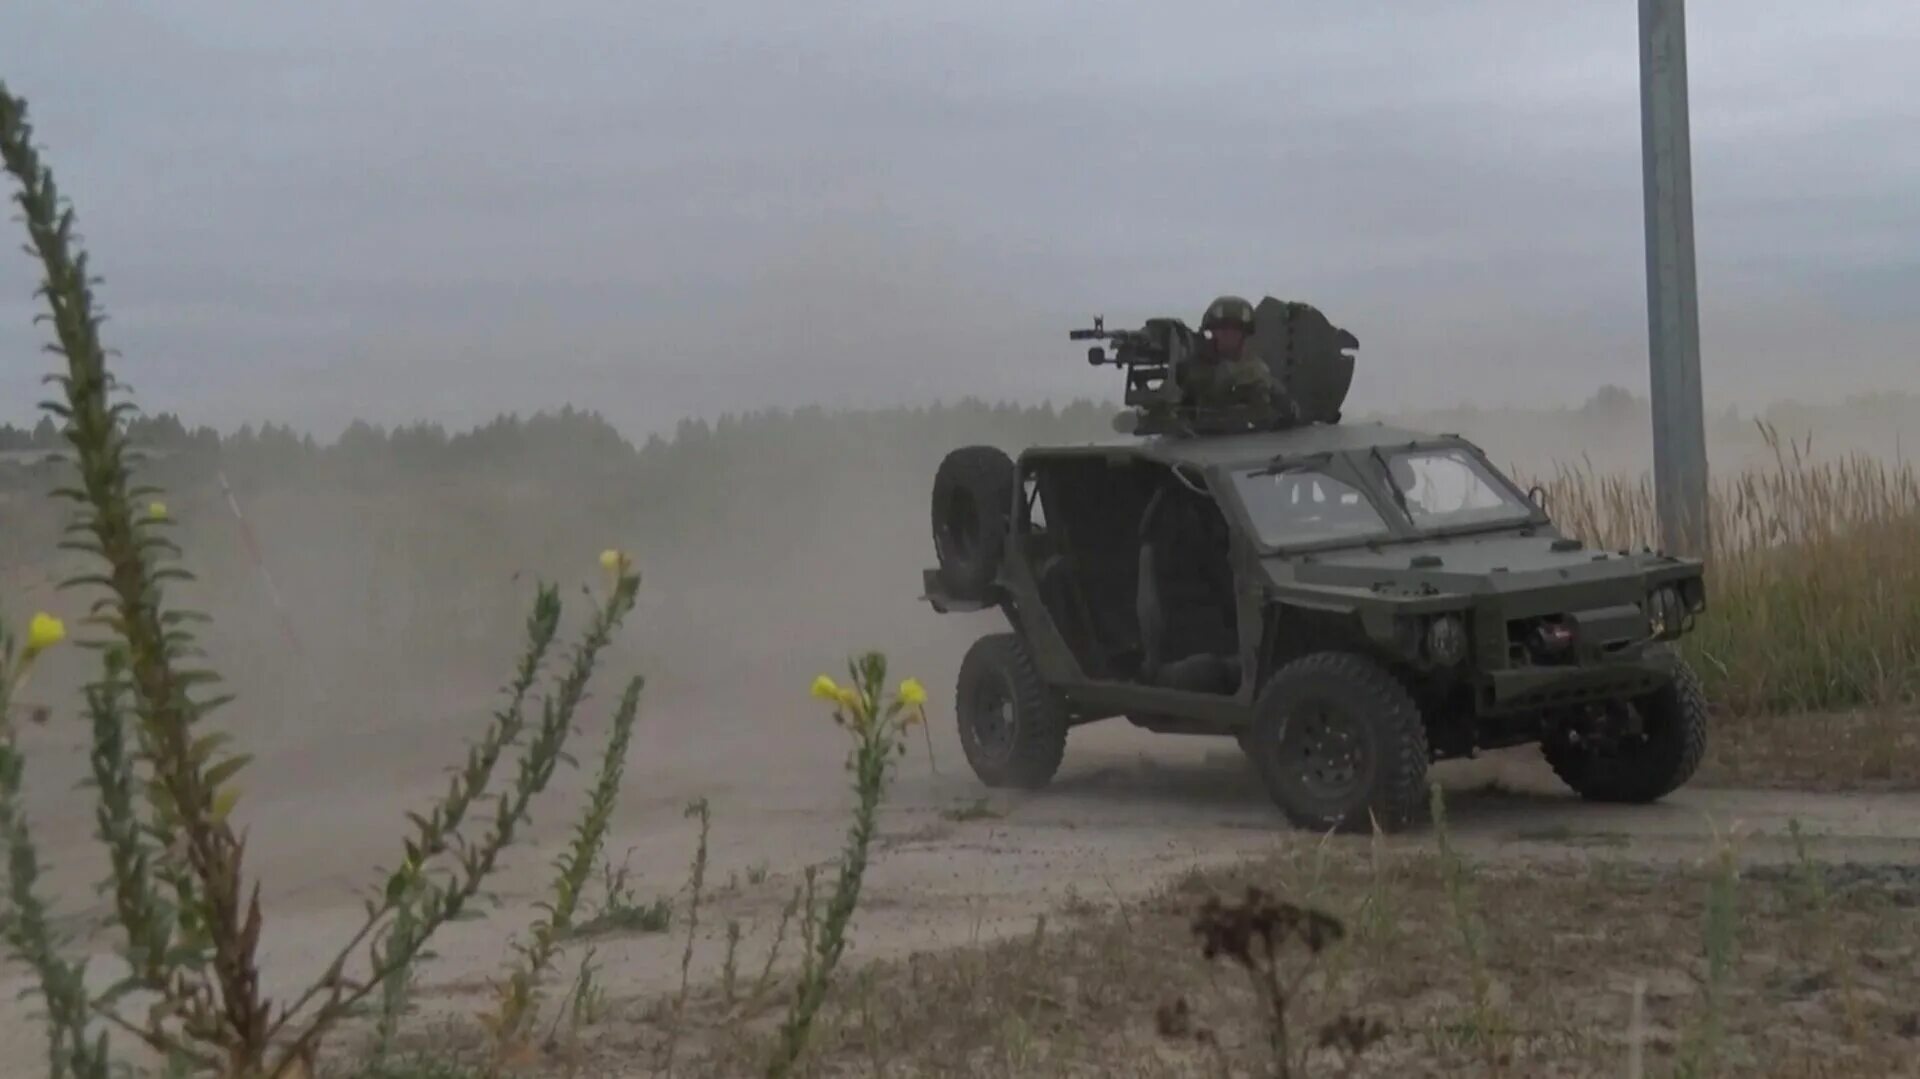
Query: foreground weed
659 797 712 1074
748 884 802 1009
374 590 566 1069
678 797 712 1005
942 797 1000 822
763 657 926 1079
1676 821 1742 1077
1429 783 1507 1074
484 669 645 1061
1785 818 1864 1040
1184 886 1382 1078
4 80 269 1073
721 920 743 1006
1356 811 1397 950
0 79 645 1077
571 852 671 938
0 611 111 1079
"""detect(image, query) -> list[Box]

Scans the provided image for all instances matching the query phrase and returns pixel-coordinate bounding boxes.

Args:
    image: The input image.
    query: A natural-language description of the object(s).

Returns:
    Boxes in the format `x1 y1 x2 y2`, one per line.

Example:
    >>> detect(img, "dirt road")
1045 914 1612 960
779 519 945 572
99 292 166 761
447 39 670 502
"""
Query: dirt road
4 635 1916 1072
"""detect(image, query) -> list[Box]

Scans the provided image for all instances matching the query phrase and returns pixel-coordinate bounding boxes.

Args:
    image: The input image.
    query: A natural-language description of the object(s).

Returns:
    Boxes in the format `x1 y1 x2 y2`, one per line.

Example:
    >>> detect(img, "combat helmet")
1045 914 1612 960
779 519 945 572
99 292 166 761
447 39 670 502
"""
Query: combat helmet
1200 295 1255 332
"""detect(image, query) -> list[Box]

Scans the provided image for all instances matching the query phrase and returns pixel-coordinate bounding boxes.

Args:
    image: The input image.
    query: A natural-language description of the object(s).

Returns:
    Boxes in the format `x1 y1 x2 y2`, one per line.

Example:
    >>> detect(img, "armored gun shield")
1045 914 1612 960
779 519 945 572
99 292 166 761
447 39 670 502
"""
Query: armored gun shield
1250 297 1357 425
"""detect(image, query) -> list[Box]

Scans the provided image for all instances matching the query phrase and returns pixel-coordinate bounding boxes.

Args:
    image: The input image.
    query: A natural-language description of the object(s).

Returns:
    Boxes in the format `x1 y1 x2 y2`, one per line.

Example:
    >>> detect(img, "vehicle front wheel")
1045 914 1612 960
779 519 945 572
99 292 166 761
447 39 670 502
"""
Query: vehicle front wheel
1245 652 1430 833
1542 647 1708 803
956 633 1068 789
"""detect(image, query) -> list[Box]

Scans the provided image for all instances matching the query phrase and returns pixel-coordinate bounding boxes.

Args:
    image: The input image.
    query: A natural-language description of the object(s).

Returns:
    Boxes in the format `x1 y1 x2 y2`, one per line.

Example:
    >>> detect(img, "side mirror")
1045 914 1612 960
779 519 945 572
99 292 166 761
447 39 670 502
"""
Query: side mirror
1526 485 1549 513
1111 410 1139 435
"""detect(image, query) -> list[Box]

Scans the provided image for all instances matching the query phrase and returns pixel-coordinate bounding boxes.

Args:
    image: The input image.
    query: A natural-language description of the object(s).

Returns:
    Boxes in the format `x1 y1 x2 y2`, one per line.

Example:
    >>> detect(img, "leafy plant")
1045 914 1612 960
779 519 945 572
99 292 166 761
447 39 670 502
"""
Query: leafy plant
763 656 926 1078
0 78 645 1078
483 668 646 1059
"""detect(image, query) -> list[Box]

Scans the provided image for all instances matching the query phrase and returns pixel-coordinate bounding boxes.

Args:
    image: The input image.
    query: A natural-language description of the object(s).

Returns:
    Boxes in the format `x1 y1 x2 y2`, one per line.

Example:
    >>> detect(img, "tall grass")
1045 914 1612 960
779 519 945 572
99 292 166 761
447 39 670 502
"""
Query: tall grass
1526 423 1920 715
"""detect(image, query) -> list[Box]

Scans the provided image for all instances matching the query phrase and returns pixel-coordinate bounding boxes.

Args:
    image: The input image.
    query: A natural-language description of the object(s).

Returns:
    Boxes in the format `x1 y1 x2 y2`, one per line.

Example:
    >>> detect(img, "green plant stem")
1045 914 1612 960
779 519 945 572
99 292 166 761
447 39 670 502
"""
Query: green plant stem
678 797 712 1006
372 586 563 1066
1429 782 1501 1075
0 736 112 1079
3 77 264 1070
493 673 644 1046
266 573 637 1077
82 653 172 997
766 653 912 1079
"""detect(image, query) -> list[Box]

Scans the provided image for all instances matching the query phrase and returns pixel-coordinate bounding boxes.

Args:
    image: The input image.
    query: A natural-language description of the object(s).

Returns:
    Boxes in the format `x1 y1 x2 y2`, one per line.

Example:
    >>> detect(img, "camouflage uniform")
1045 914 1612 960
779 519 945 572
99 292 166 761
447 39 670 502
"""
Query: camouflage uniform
1183 349 1281 407
1182 295 1295 419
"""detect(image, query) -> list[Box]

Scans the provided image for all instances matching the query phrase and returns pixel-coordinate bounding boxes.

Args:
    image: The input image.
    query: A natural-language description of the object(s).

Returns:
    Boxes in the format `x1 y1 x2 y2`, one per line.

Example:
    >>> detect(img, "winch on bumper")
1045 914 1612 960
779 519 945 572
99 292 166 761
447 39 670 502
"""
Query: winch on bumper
1477 601 1679 715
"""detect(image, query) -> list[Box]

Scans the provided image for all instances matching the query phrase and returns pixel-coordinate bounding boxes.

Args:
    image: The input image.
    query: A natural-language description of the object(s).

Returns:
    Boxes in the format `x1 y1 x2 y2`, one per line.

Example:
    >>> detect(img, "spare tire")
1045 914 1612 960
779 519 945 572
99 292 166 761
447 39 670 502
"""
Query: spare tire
931 445 1016 600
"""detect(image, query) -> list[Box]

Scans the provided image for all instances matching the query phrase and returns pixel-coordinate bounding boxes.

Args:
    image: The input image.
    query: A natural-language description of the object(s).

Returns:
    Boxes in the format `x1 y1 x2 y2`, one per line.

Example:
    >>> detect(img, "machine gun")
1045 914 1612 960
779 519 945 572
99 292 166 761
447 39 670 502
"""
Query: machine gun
1068 316 1197 411
1071 297 1361 438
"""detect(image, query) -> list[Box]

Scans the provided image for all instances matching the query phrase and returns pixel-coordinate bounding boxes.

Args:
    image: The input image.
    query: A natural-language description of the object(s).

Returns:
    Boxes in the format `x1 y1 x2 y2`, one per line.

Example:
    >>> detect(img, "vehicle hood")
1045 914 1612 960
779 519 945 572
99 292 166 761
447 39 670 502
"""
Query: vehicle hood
1262 531 1687 604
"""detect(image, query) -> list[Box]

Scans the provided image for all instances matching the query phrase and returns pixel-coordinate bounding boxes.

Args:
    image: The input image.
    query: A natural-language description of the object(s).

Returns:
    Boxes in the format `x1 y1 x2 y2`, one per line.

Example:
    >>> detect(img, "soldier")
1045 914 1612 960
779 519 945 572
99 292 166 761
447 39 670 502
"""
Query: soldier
1182 295 1296 421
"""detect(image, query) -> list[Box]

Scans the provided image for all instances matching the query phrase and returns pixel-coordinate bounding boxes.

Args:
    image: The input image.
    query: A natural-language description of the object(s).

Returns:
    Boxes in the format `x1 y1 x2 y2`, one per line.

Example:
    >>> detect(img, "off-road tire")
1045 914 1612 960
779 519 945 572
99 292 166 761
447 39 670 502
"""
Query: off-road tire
1542 646 1708 803
1245 651 1430 833
955 633 1067 789
931 446 1016 600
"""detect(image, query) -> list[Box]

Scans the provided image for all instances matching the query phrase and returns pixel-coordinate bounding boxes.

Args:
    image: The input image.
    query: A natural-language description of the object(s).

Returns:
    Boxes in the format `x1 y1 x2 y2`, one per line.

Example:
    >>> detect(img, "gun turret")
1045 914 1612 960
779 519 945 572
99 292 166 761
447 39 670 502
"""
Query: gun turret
1070 317 1169 366
1072 296 1361 439
1067 316 1195 412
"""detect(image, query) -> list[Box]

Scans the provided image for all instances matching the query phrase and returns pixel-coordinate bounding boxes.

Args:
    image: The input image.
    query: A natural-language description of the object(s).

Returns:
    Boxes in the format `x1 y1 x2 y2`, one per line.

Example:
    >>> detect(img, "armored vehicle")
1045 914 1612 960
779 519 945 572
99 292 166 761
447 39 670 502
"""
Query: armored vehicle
922 297 1708 832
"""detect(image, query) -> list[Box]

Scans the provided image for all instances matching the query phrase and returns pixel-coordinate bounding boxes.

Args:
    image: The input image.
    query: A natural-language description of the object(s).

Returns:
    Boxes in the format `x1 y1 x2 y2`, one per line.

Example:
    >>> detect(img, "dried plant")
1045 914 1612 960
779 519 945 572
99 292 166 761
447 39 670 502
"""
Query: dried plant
1188 885 1378 1078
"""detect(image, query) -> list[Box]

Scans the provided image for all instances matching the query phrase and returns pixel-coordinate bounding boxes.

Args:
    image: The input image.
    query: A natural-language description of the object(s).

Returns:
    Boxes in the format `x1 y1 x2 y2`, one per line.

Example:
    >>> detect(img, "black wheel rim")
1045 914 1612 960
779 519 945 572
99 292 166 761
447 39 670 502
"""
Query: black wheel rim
1280 699 1371 802
1559 698 1651 771
1567 702 1653 763
964 674 1017 763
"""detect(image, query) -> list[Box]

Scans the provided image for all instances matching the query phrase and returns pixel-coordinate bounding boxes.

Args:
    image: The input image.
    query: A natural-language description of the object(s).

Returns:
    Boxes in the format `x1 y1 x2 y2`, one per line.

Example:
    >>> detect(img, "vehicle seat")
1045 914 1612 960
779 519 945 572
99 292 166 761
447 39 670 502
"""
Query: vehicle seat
1136 487 1240 694
1038 552 1124 679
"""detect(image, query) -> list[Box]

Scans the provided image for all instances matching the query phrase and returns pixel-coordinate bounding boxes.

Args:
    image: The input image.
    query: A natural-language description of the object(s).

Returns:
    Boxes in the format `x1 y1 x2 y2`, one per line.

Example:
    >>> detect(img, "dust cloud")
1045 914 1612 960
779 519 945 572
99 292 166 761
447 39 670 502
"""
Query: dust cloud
4 386 1910 797
0 388 1916 1061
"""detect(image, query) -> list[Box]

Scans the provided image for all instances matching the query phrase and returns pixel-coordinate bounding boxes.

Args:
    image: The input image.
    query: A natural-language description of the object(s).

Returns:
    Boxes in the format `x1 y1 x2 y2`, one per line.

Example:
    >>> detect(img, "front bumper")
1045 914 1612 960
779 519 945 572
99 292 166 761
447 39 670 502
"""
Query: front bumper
1477 651 1672 715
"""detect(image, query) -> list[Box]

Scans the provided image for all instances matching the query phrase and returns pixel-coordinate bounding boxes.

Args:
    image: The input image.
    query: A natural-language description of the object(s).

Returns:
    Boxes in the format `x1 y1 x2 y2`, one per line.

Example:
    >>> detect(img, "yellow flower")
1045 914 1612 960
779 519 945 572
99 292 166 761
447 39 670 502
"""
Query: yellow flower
147 500 168 520
897 678 927 707
600 548 624 572
25 612 65 656
811 675 861 716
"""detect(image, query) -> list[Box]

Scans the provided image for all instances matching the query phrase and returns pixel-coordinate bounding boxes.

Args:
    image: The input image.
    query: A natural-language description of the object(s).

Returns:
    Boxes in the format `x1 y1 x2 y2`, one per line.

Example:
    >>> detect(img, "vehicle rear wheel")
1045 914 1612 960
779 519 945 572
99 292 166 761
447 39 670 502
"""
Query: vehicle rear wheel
931 446 1015 600
1542 647 1707 803
1246 652 1430 833
956 633 1067 789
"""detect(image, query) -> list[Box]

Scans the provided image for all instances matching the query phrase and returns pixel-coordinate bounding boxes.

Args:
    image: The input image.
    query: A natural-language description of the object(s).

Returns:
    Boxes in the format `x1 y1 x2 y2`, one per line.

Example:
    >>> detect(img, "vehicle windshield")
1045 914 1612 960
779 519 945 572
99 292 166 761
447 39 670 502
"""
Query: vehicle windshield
1229 467 1393 548
1381 447 1534 531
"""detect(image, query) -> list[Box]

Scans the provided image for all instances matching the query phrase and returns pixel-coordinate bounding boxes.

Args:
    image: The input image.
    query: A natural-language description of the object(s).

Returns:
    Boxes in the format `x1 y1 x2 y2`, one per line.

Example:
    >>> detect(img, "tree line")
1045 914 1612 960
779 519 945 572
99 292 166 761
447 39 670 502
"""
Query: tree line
0 399 1121 495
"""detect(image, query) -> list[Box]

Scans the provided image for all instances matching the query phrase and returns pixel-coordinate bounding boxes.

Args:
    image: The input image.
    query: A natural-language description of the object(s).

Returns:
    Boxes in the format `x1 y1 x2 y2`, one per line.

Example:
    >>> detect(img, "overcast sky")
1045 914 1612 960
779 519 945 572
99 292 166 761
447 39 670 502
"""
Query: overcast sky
2 1 1916 439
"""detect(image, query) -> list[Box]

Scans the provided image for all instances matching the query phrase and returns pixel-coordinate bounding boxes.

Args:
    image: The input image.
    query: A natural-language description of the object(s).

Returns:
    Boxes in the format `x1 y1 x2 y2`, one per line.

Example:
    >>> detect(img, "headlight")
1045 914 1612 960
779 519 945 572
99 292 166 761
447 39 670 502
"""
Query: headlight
1425 614 1468 666
1647 585 1686 638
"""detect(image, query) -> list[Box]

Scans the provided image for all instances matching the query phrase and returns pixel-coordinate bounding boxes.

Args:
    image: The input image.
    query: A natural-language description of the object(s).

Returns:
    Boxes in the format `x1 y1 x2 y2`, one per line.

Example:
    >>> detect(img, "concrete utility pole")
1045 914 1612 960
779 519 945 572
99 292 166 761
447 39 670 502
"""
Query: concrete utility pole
1639 0 1710 557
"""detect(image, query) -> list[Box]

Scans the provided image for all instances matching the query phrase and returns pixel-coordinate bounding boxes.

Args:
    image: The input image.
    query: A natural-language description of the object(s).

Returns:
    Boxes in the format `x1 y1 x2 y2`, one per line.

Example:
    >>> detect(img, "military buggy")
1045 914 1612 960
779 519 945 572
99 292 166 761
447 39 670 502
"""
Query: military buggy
922 297 1709 832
